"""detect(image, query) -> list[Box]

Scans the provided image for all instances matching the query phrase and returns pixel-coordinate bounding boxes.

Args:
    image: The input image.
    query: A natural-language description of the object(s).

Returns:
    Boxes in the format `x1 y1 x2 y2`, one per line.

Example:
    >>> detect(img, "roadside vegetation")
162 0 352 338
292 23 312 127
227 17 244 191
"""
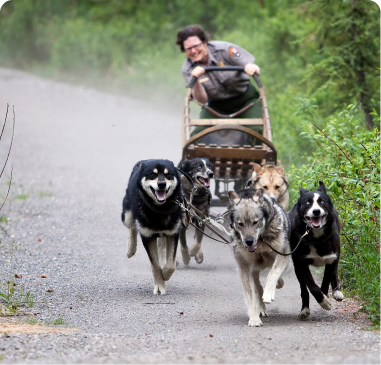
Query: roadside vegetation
0 0 379 324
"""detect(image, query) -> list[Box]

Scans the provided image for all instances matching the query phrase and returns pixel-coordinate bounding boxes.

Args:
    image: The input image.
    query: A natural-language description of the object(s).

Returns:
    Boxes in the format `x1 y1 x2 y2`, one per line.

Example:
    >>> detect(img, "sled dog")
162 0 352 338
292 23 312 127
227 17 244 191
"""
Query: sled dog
248 163 289 210
289 181 343 319
179 158 214 264
121 159 182 295
229 188 290 327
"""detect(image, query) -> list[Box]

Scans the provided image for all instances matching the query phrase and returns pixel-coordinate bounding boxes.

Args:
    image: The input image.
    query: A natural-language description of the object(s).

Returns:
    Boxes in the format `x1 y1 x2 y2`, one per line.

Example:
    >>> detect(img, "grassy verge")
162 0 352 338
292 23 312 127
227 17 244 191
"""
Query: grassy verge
289 103 380 327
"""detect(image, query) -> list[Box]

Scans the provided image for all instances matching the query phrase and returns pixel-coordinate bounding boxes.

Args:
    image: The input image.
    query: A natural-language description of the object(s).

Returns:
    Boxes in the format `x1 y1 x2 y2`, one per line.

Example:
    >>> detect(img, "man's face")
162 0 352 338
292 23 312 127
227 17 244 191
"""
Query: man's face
183 36 208 64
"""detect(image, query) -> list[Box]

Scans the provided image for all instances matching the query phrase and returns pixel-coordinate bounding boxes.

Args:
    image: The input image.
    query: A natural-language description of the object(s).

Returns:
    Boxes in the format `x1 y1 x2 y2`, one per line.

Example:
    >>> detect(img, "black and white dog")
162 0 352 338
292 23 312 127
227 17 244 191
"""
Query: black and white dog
179 158 214 265
121 159 182 295
289 181 344 319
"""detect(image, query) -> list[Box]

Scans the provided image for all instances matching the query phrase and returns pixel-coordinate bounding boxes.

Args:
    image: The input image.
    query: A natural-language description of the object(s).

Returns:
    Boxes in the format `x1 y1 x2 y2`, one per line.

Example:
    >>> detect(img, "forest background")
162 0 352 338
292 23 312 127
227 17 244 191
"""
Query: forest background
0 0 379 325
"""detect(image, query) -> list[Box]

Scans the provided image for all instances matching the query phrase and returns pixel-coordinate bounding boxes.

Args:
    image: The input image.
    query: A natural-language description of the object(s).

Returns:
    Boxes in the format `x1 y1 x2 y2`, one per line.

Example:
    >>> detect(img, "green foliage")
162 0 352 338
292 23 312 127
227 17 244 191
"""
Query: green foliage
46 317 67 326
27 316 39 325
12 194 29 201
289 103 380 326
0 257 35 314
304 0 380 127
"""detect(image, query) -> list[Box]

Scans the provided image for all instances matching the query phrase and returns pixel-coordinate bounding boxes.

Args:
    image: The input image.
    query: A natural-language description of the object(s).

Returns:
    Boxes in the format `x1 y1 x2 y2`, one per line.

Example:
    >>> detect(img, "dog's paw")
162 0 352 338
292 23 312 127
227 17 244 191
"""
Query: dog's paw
319 294 332 310
298 307 310 320
195 251 204 264
248 317 263 327
153 284 166 295
259 309 267 318
332 290 344 301
262 289 275 304
276 277 284 289
127 245 136 258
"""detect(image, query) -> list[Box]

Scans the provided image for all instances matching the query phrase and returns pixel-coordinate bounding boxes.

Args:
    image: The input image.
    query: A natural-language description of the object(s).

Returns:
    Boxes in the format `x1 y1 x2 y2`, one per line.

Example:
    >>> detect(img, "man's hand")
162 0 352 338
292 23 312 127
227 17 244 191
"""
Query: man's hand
191 66 206 78
244 63 260 76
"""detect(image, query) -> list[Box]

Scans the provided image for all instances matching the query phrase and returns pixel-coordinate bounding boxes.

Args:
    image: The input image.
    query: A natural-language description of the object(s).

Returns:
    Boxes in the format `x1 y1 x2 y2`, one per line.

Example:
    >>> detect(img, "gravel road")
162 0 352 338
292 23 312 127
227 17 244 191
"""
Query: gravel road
0 67 379 364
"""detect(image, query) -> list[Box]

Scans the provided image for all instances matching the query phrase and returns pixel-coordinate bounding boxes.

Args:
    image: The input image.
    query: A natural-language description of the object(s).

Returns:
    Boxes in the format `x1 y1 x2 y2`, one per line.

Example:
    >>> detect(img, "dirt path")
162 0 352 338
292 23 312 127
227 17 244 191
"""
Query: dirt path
0 67 379 364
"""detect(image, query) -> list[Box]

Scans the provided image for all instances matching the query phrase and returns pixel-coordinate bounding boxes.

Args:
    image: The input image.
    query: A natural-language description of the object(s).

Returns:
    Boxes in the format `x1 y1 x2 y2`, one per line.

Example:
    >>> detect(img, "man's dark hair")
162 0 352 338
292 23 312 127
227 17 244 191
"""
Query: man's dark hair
176 25 209 52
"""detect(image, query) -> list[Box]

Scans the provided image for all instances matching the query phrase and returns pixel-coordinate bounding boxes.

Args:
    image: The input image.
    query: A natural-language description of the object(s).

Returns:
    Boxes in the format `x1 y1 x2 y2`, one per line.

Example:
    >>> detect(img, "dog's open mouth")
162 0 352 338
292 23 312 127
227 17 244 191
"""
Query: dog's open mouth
197 176 210 188
245 245 257 253
306 215 327 228
150 187 167 203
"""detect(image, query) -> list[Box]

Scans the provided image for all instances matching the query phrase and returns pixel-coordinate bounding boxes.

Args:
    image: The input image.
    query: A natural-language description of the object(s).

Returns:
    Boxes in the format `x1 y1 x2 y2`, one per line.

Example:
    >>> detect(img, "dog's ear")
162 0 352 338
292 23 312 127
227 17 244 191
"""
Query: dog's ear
251 163 263 185
180 160 190 171
299 187 309 196
228 191 240 205
252 188 264 203
317 181 327 193
276 165 284 174
253 163 263 175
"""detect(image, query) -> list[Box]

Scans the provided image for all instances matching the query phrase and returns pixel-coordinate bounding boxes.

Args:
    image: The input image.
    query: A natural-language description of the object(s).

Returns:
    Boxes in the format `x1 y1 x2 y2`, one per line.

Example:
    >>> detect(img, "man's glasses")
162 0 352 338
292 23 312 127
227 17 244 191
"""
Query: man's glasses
185 42 203 52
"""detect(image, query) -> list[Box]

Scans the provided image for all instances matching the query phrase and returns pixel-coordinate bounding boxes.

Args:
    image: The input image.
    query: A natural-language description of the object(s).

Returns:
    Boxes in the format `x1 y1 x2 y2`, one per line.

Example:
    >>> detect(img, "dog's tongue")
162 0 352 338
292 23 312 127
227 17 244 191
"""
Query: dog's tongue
155 190 166 201
246 245 257 252
311 217 322 227
200 177 210 186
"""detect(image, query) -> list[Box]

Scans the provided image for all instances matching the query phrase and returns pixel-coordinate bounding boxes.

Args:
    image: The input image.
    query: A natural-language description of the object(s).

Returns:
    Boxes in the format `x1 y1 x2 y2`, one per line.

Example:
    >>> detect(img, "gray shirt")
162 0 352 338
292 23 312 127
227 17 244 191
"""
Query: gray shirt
181 40 255 101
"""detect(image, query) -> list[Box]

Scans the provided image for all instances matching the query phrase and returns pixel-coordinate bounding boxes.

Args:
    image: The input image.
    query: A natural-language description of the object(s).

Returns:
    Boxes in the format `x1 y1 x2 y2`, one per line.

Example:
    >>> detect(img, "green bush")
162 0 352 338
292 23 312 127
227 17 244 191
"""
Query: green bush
289 103 380 326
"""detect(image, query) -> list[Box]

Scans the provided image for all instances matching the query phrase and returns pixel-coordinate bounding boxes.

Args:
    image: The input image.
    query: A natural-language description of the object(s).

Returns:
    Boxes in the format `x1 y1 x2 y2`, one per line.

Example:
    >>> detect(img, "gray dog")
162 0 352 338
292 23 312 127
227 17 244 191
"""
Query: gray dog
229 188 291 327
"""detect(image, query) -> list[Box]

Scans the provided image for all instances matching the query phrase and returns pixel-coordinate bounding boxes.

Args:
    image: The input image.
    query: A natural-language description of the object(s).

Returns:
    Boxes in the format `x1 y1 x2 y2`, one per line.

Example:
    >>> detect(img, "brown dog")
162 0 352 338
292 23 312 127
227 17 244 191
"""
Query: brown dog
249 164 289 211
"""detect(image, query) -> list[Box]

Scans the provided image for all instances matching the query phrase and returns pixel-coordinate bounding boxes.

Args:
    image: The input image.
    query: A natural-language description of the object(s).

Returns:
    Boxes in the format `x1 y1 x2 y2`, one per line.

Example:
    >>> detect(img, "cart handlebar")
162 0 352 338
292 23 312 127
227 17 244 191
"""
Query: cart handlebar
188 66 262 89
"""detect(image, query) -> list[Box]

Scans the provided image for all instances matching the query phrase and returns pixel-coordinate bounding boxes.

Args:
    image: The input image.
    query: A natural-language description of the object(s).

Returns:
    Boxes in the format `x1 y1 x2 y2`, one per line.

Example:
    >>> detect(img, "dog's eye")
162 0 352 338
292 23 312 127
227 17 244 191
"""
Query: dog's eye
253 221 258 225
275 185 280 190
238 222 244 227
197 165 202 169
263 186 268 190
306 201 311 205
320 200 325 205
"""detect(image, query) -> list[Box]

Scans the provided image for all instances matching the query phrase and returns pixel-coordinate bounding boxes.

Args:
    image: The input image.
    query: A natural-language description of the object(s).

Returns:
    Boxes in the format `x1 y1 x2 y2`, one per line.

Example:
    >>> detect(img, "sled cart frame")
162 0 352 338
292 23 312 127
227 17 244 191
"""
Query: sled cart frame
181 66 277 206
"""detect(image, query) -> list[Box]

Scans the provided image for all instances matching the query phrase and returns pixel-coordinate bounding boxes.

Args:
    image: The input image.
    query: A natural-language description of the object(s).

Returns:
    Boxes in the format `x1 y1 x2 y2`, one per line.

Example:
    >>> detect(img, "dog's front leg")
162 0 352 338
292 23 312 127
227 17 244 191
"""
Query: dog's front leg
189 224 204 264
253 271 267 318
262 254 289 304
330 262 344 301
123 211 138 258
295 269 311 319
322 260 344 300
157 236 167 268
237 263 262 327
295 264 331 311
162 235 179 281
179 227 190 265
142 236 166 295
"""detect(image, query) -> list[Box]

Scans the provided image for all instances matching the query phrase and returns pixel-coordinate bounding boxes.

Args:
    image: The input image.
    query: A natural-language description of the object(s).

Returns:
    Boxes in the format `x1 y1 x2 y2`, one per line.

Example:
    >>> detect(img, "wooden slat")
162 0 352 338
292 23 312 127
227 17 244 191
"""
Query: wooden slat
189 118 264 126
190 146 268 159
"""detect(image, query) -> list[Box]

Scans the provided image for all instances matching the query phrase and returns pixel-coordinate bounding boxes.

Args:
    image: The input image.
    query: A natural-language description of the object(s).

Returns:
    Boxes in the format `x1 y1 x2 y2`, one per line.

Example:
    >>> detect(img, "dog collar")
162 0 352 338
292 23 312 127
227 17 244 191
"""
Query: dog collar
138 190 179 215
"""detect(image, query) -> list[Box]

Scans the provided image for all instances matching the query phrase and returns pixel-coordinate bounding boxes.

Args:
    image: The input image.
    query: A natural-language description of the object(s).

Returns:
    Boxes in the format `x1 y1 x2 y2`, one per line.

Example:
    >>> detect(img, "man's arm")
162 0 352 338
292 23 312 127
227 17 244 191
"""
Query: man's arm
190 66 208 104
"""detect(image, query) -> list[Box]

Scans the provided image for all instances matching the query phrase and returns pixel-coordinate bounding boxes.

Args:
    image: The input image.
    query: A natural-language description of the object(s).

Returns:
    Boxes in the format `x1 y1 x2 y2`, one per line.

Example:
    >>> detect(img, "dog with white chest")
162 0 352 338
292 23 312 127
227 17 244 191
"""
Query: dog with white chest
229 188 290 327
289 181 344 320
121 159 183 295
